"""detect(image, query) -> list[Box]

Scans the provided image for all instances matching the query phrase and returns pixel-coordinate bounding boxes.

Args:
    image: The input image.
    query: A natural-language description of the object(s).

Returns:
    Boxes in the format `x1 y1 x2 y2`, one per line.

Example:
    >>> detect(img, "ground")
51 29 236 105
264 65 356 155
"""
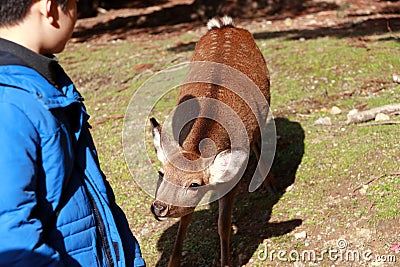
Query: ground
64 0 400 266
72 0 400 43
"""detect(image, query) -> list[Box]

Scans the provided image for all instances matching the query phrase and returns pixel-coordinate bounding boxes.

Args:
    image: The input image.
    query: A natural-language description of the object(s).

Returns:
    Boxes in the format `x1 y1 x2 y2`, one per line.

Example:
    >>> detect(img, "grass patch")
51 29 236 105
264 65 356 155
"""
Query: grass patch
367 175 400 221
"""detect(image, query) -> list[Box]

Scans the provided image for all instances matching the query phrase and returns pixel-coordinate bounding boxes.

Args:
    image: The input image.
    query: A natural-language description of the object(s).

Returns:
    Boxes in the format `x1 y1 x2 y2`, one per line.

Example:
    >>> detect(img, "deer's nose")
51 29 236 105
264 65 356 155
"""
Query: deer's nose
151 200 168 219
153 201 165 212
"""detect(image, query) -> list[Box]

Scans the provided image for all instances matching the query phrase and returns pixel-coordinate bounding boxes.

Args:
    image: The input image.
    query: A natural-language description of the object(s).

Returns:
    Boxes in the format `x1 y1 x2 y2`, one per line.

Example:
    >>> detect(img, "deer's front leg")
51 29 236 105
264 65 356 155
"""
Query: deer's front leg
168 212 193 267
218 186 239 267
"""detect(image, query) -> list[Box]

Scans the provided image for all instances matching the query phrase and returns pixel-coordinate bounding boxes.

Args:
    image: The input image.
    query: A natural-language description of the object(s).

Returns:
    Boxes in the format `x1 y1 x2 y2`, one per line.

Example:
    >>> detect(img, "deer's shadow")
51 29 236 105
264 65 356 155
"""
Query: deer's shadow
155 117 305 266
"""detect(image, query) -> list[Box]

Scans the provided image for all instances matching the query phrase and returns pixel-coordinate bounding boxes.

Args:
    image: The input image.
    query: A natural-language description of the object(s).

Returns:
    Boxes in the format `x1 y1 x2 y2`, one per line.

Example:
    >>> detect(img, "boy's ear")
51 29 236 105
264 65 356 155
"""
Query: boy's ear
38 0 58 26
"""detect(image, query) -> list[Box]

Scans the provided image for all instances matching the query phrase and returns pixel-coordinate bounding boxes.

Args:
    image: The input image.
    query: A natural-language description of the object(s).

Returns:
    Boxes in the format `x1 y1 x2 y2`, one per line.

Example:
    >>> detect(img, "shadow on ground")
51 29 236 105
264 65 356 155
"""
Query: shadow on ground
154 117 305 266
73 0 400 42
73 0 338 42
253 17 400 41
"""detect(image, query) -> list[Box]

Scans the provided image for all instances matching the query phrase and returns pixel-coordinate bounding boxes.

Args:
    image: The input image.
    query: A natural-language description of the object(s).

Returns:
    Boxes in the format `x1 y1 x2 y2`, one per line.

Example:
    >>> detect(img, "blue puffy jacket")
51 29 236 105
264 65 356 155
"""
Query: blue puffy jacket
0 57 145 266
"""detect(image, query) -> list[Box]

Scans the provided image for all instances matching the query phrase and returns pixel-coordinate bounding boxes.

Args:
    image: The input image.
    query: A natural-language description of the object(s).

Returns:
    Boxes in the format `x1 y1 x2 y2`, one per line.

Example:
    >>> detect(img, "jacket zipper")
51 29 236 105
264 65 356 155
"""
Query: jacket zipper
86 189 115 267
80 126 118 267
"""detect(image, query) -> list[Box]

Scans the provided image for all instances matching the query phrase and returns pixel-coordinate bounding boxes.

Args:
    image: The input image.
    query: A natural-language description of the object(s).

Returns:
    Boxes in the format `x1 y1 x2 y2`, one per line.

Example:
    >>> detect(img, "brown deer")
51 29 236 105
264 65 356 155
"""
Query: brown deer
150 16 275 267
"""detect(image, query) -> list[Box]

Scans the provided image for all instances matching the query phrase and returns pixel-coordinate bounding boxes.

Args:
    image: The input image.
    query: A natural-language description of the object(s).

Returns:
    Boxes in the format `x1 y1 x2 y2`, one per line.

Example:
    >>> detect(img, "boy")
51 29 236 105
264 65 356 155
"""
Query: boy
0 0 145 266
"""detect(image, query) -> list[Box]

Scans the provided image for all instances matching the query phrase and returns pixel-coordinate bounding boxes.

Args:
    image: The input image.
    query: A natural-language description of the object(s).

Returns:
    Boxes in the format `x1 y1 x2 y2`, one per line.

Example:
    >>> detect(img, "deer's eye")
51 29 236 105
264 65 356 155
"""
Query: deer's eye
189 183 200 188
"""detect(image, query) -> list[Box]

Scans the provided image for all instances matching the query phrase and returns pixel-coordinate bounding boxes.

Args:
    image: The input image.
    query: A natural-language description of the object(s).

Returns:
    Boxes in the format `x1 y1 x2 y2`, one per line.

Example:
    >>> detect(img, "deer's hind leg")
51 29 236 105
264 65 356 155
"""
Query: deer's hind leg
251 136 277 192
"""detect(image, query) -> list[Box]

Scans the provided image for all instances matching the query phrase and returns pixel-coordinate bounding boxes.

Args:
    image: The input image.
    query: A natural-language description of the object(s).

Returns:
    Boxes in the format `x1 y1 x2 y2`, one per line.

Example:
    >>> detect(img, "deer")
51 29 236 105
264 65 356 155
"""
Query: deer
150 16 275 267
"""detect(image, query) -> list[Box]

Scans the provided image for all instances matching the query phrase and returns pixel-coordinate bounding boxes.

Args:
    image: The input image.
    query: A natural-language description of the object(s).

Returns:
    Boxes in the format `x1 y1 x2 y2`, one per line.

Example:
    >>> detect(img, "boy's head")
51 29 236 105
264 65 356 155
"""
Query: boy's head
0 0 71 26
0 0 78 54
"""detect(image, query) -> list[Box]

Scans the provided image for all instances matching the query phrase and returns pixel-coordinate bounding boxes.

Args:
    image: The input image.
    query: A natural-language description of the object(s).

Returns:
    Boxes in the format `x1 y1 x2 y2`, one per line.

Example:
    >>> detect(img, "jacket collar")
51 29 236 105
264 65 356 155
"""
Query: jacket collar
0 37 60 86
0 39 83 110
0 38 89 140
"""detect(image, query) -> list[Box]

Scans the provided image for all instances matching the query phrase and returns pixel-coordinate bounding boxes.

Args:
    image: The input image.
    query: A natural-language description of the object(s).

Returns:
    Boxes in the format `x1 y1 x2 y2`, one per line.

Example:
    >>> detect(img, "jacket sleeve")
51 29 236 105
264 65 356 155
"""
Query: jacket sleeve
0 102 64 267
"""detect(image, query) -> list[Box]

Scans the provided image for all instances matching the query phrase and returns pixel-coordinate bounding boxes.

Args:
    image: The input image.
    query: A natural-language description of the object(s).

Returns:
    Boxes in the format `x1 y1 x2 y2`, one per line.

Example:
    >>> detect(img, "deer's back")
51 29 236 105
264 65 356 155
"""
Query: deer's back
176 26 270 156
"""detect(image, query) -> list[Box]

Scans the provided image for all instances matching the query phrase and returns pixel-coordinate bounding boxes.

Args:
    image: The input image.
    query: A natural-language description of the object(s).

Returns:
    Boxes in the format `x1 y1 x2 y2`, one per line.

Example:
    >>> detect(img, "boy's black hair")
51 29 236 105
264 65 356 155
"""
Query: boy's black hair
0 0 69 26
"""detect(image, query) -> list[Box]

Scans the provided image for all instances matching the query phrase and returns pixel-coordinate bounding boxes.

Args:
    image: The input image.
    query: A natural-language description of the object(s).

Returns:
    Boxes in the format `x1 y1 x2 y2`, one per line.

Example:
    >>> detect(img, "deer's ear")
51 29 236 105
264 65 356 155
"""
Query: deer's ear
209 148 248 184
150 117 179 164
151 118 166 164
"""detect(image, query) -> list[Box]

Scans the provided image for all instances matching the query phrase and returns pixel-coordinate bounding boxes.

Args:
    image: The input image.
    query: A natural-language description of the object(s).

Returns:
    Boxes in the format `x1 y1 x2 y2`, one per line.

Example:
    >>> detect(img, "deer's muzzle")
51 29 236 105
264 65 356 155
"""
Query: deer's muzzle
151 200 169 221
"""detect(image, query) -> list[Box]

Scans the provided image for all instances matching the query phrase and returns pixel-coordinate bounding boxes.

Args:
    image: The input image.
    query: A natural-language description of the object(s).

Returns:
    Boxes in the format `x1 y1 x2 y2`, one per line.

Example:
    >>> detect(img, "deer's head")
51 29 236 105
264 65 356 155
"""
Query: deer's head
149 118 248 220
